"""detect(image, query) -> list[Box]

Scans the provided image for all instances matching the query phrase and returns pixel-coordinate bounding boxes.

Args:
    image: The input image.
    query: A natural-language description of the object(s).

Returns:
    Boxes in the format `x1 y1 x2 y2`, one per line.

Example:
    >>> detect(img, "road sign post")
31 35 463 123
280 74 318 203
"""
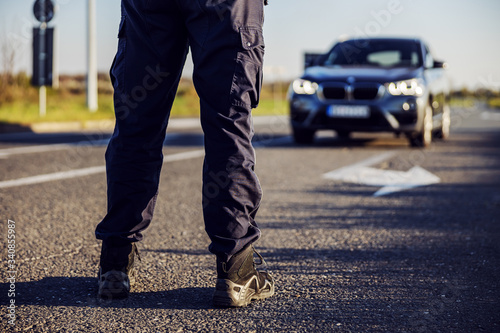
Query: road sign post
87 0 98 112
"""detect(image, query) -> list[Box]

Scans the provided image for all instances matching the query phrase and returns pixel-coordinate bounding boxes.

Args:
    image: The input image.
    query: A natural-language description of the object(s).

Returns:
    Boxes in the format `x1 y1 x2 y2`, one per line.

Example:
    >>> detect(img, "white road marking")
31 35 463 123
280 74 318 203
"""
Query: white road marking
480 111 500 121
323 152 440 196
0 116 287 158
0 166 107 189
163 149 205 162
0 143 71 158
0 133 189 158
0 149 205 189
0 133 288 189
168 118 201 129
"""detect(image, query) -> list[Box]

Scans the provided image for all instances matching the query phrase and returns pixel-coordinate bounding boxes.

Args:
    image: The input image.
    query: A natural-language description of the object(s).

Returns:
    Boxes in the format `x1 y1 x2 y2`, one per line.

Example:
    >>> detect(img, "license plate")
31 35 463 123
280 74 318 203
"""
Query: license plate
327 105 370 118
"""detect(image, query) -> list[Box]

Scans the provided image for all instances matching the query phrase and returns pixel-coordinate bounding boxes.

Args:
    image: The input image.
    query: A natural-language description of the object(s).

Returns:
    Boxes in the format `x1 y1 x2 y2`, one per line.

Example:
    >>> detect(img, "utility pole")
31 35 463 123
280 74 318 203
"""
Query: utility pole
87 0 98 111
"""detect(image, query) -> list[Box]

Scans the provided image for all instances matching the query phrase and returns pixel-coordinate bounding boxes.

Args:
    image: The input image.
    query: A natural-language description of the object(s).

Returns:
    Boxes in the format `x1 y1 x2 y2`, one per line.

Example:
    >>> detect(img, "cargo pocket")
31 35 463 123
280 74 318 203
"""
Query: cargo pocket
109 16 127 92
230 27 265 109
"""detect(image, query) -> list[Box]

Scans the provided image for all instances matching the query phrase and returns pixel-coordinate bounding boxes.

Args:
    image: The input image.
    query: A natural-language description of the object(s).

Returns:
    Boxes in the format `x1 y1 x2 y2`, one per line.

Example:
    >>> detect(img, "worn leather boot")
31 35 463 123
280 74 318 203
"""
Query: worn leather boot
98 242 140 299
213 244 274 307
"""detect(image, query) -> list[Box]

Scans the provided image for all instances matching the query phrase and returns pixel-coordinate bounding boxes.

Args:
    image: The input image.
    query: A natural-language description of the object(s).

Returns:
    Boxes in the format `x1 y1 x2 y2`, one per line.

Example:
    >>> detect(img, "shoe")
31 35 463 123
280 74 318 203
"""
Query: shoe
97 242 140 299
213 244 275 307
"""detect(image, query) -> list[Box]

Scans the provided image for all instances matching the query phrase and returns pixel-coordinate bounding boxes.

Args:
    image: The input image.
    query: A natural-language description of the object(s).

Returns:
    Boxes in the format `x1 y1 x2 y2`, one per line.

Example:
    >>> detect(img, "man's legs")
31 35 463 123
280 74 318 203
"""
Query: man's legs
96 0 274 305
185 0 265 261
96 0 189 298
183 0 274 306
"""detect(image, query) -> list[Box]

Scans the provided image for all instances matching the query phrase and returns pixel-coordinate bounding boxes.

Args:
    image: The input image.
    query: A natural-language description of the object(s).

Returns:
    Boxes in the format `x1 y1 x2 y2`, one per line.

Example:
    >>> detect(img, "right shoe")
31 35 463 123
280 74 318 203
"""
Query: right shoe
97 242 140 299
213 244 275 307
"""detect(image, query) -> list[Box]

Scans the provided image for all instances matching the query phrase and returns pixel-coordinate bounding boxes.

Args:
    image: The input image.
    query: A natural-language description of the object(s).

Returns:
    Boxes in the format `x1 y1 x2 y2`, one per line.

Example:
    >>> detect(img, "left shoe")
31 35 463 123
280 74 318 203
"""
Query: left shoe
213 244 275 307
97 242 140 299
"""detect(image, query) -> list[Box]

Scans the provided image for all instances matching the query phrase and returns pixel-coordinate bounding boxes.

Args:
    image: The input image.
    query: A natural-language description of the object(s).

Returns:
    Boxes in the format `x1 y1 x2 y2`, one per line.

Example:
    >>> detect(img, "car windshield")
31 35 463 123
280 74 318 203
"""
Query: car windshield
322 40 423 68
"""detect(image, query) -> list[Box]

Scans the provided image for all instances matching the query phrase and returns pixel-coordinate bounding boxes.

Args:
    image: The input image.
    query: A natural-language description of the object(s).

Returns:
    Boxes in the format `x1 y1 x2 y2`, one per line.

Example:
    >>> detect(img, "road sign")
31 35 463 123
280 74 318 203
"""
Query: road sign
32 27 54 87
33 0 55 23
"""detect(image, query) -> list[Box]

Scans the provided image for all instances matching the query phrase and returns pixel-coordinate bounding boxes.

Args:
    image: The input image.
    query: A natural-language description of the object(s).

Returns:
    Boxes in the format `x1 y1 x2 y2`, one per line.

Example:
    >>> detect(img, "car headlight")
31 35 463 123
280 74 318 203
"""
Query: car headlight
386 79 424 96
292 79 319 95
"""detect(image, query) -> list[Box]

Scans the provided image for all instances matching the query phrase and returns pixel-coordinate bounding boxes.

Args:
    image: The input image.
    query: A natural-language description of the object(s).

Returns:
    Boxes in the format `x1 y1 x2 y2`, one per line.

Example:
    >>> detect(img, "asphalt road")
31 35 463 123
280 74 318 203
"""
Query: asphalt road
1 105 499 332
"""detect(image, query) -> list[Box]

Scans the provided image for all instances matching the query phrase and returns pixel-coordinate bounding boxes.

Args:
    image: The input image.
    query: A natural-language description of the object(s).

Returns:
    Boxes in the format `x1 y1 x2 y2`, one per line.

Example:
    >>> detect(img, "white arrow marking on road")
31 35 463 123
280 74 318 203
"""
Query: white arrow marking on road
323 152 440 196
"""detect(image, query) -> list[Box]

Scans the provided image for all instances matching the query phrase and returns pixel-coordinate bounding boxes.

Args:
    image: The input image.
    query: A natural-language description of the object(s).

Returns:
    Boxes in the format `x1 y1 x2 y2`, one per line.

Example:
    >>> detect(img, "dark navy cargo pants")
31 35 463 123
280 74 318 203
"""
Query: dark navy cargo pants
95 0 266 261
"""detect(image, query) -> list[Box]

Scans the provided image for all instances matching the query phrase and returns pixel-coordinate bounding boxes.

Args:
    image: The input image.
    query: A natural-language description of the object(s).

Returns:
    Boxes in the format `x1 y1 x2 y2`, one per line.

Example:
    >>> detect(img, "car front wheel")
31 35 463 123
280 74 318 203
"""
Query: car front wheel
435 104 451 140
408 104 433 148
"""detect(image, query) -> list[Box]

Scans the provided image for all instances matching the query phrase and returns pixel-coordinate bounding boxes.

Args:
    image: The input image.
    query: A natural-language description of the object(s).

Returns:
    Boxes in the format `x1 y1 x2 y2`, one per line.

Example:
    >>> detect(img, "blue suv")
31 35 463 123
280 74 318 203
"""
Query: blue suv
288 38 450 147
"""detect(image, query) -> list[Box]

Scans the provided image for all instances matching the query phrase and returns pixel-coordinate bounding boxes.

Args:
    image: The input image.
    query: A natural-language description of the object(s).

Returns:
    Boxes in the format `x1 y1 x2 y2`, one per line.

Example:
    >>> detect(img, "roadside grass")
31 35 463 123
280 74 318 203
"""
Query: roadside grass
0 86 288 125
0 93 115 124
450 97 500 109
449 97 476 108
488 97 500 109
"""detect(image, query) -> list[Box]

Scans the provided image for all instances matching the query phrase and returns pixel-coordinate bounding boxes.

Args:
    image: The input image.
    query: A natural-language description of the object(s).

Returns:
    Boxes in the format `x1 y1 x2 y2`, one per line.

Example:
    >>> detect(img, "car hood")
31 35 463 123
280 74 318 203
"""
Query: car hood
302 66 423 84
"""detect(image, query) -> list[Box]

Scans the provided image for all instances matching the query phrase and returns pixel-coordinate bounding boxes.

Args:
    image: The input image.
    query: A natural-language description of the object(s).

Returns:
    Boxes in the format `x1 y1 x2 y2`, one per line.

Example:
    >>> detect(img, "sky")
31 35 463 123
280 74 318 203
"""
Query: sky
1 0 499 90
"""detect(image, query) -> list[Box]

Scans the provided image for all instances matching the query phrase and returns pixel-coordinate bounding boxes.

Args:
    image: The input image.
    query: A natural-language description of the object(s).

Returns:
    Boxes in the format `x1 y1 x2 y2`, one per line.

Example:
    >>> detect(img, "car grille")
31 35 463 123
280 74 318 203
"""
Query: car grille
322 86 345 100
320 83 382 101
353 86 380 100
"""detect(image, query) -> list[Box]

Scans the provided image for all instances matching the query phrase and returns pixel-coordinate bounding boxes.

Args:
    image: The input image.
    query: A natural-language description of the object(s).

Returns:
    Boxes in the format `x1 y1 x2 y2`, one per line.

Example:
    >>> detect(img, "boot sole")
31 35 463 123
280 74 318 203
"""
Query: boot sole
213 276 275 307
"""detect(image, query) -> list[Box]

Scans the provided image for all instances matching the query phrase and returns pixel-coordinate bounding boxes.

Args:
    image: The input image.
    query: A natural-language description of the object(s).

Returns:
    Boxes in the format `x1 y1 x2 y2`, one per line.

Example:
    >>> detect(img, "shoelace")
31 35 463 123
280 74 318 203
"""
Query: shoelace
221 245 269 273
133 243 142 261
251 245 267 268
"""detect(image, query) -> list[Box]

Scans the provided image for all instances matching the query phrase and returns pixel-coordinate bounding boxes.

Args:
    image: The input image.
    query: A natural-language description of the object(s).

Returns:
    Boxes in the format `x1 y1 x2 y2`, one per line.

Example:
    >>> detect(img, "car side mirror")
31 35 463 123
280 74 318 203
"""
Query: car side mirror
433 60 448 69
